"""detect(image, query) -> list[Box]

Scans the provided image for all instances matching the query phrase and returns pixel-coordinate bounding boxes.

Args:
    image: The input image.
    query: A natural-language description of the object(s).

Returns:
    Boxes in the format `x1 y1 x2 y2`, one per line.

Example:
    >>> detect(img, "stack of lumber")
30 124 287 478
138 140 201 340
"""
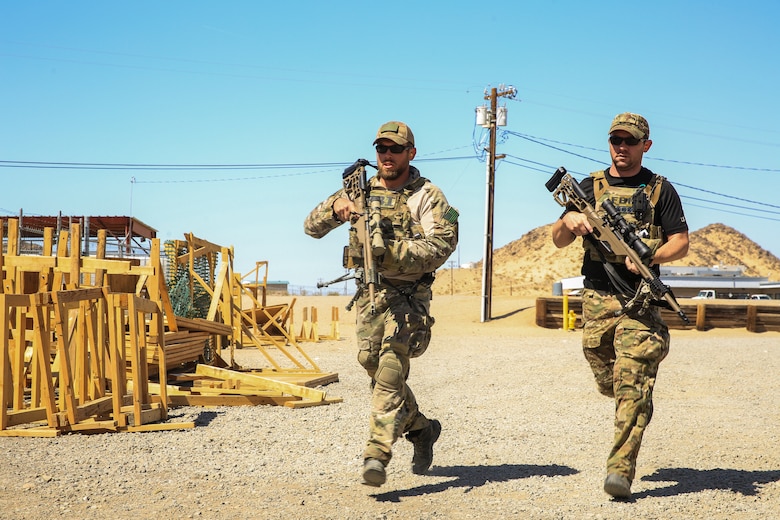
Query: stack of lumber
150 365 342 409
1 220 341 438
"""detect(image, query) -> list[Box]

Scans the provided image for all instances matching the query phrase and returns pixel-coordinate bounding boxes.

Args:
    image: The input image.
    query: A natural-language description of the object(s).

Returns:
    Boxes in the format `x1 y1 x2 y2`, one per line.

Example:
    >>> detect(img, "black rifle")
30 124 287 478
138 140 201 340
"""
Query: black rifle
546 166 689 324
317 159 382 314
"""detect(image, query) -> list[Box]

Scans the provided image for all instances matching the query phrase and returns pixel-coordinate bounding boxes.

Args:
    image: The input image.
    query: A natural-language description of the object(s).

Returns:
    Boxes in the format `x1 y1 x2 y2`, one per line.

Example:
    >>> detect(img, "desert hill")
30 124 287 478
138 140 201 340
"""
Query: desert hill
432 223 780 297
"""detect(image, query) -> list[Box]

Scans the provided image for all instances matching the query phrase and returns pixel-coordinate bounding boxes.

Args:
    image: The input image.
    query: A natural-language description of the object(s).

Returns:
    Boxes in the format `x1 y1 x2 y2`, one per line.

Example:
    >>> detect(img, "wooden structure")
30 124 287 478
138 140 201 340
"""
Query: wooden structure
153 365 342 409
0 218 190 436
536 296 780 332
0 219 340 436
297 306 341 342
164 245 335 377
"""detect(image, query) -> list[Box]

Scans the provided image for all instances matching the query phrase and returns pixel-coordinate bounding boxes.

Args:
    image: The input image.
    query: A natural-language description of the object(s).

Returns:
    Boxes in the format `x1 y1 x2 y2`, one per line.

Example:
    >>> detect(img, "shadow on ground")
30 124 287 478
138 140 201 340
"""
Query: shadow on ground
371 463 577 502
636 467 780 498
491 306 534 320
165 410 222 427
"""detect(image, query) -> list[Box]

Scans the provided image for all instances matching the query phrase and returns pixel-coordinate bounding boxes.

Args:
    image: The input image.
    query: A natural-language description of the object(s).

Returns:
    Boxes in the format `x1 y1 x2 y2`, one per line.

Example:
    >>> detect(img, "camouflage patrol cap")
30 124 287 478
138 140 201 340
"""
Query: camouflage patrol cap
373 121 415 147
609 112 649 139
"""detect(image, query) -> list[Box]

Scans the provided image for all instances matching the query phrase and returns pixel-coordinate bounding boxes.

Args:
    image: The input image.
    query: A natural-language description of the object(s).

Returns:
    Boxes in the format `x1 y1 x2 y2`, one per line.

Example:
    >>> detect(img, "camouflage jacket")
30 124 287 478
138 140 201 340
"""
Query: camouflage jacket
304 166 459 282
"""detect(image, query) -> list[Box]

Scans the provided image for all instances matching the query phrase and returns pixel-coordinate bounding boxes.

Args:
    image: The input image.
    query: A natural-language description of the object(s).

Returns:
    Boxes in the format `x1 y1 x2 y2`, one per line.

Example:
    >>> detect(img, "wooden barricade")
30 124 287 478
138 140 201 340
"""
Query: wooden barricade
1 220 340 419
536 296 780 332
536 297 583 330
226 260 321 370
296 306 341 342
234 278 321 373
297 306 320 342
0 288 186 436
0 293 60 434
107 292 169 429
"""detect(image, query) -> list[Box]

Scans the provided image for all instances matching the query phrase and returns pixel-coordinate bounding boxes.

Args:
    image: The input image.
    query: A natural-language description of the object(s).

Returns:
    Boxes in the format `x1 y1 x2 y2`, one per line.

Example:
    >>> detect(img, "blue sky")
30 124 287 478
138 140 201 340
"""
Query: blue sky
3 1 779 289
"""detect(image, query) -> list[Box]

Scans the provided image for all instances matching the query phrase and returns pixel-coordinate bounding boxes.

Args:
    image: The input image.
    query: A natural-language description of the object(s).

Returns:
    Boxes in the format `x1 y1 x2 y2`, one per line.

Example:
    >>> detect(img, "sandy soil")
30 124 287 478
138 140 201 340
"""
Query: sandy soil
1 294 778 519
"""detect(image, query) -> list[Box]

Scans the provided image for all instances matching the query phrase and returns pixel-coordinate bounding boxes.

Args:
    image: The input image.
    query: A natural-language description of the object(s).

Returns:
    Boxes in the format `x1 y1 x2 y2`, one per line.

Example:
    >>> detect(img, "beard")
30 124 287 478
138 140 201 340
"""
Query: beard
377 164 403 181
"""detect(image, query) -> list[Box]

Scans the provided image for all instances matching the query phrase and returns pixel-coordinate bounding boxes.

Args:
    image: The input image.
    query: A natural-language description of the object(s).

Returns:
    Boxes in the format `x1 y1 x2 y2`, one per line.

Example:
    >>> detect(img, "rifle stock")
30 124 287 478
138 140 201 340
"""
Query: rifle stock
547 167 689 324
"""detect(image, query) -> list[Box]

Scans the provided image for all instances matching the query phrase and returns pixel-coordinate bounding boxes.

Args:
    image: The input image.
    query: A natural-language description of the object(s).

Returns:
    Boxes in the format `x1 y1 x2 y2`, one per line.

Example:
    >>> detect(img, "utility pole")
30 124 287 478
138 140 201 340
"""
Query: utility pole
448 260 457 296
476 84 517 322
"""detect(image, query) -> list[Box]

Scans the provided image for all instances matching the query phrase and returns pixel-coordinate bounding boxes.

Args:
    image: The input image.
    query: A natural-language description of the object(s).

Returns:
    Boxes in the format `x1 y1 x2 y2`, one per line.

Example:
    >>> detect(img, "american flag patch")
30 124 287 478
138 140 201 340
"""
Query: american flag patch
442 206 459 224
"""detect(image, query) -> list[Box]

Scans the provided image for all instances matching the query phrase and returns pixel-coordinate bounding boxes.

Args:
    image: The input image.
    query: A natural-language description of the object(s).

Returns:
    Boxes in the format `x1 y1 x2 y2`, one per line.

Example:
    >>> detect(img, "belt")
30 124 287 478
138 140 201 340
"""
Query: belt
584 287 617 297
583 279 613 293
382 272 435 288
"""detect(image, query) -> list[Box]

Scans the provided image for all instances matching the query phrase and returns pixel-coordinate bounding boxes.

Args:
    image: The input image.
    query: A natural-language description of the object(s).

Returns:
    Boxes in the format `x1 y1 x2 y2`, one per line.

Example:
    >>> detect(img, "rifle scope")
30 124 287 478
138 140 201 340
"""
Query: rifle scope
601 199 653 261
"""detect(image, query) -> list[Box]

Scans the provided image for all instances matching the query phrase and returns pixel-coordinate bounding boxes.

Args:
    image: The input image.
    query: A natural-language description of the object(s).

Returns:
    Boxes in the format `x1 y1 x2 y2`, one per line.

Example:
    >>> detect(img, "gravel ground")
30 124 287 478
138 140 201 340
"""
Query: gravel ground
1 295 778 520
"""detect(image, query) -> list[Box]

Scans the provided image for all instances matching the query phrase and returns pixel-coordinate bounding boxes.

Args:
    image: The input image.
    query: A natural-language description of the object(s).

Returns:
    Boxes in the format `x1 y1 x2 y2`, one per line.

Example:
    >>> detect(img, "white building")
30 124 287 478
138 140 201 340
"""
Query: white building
558 265 780 299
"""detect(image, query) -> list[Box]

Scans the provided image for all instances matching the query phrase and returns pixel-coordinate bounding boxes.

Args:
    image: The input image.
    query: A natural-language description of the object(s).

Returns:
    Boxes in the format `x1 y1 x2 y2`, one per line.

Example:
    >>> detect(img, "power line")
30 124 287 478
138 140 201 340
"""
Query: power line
503 155 780 217
674 183 780 210
3 128 777 221
507 131 780 172
500 132 780 216
0 155 473 172
505 131 605 166
683 195 780 214
683 202 780 222
0 160 348 170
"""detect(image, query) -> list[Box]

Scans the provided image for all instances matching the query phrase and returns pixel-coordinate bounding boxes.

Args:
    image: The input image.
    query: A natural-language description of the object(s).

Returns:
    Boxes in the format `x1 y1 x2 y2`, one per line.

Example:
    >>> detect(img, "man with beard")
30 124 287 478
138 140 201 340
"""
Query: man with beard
304 121 459 487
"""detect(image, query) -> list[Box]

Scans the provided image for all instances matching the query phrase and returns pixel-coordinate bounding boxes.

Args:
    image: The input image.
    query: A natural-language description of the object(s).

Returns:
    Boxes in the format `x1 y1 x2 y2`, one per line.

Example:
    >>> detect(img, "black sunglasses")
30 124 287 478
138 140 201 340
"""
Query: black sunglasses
609 135 644 146
375 143 409 154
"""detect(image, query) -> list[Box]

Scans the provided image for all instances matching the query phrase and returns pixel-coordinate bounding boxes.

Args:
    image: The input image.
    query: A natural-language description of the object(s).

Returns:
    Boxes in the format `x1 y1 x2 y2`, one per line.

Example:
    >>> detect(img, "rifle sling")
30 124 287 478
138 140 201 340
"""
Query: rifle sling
585 235 672 311
584 235 635 301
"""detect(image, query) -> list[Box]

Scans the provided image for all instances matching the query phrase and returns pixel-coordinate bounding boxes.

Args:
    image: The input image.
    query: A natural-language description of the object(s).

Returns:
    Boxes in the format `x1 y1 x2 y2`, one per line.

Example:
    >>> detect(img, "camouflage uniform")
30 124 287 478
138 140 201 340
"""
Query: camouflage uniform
577 169 684 490
581 289 669 482
304 165 458 466
556 112 687 497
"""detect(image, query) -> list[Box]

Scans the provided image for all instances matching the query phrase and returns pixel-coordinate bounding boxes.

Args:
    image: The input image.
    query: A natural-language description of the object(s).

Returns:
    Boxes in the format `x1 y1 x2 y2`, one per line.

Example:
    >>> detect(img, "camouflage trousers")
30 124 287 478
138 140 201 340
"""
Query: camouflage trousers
581 289 670 482
356 281 434 465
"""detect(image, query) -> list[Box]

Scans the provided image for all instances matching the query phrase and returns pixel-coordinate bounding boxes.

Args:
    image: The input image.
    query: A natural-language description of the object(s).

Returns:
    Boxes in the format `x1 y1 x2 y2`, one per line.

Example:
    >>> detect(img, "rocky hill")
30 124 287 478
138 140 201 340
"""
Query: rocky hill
432 223 780 297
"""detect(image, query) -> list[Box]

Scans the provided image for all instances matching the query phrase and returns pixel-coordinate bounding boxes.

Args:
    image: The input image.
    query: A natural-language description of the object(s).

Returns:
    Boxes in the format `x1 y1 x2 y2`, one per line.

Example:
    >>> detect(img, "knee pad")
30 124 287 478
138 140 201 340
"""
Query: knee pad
374 355 403 391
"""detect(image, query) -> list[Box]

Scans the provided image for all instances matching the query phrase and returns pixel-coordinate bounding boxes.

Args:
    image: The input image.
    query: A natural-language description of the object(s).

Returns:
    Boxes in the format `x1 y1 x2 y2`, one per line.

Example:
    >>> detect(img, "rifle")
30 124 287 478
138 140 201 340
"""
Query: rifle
317 158 383 314
546 166 689 324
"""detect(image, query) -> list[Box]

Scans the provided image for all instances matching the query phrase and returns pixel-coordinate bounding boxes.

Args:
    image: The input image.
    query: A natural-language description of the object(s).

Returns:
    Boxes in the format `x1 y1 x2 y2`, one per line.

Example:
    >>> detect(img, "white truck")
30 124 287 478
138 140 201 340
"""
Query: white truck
692 289 717 299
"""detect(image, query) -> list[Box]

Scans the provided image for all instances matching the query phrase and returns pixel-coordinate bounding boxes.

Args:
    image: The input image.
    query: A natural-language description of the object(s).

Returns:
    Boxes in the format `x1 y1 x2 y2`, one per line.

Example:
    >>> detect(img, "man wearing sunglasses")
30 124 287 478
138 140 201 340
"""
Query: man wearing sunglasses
304 121 459 487
551 112 689 499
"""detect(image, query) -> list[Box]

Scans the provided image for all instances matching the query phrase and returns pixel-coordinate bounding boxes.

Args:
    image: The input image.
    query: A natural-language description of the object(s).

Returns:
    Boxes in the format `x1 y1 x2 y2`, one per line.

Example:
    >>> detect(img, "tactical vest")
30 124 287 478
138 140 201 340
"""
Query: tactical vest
584 170 665 263
345 176 428 268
